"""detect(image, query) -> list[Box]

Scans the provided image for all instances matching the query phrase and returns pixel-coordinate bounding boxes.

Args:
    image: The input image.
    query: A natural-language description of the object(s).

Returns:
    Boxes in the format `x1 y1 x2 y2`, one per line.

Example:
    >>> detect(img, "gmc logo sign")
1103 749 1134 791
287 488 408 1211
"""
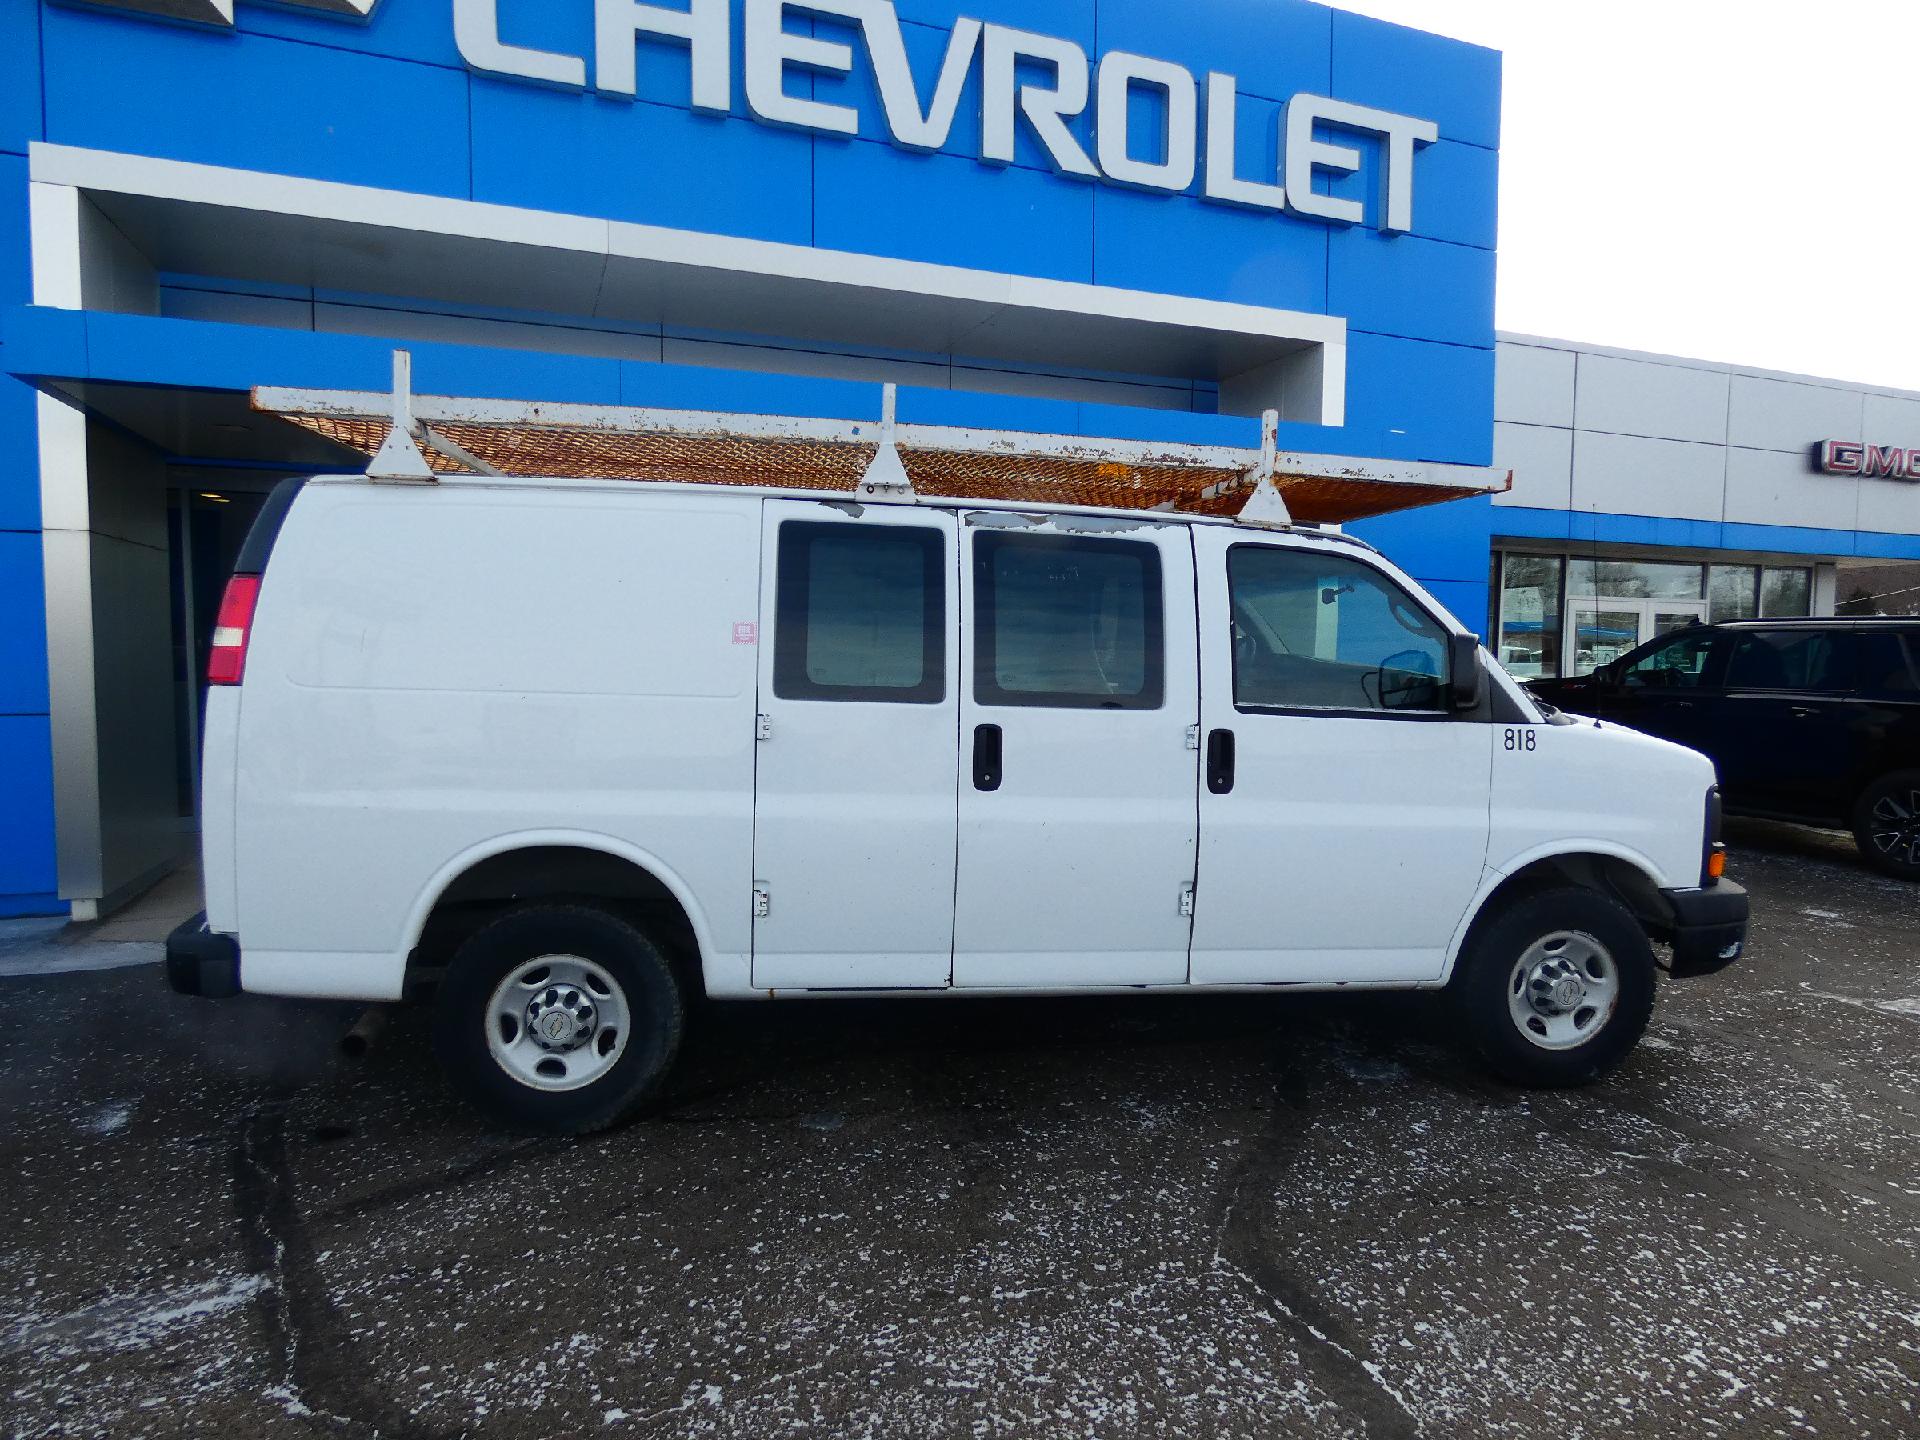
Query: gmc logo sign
1814 440 1920 483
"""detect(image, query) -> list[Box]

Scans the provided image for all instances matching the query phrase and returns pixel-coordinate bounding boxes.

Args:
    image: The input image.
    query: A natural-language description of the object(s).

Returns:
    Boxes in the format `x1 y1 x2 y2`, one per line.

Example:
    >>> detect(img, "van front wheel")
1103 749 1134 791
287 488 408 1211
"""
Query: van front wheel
433 905 684 1134
1453 887 1655 1087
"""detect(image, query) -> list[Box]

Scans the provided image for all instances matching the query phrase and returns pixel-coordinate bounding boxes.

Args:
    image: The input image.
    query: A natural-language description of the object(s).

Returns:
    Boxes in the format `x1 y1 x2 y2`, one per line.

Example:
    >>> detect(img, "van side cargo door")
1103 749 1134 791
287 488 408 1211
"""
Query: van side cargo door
749 500 961 990
950 516 1201 988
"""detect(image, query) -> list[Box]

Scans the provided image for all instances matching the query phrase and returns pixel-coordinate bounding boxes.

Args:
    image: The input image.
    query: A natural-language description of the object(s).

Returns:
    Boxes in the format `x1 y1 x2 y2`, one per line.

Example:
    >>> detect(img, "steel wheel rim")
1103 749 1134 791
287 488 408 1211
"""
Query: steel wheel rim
1507 930 1620 1051
1867 788 1920 868
486 955 630 1092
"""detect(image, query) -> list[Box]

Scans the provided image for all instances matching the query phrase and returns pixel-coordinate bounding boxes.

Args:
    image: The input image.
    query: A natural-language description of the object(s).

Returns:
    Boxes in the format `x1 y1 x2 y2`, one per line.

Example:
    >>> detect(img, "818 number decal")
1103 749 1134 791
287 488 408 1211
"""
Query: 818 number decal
1504 728 1538 752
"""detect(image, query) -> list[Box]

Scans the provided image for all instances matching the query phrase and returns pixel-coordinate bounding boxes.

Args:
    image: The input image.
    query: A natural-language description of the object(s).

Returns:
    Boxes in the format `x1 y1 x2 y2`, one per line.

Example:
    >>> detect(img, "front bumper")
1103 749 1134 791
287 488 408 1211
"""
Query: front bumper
1660 880 1749 979
166 912 241 998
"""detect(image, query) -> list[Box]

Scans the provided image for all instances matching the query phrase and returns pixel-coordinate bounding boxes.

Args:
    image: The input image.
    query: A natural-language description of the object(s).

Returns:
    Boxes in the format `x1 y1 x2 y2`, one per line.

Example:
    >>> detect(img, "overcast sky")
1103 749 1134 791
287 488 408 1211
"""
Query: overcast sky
1327 0 1920 394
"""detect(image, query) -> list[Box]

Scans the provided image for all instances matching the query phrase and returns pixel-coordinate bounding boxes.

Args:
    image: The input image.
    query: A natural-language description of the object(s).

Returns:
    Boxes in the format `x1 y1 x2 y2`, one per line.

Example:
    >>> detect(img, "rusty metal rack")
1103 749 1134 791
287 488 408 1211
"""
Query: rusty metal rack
253 353 1509 529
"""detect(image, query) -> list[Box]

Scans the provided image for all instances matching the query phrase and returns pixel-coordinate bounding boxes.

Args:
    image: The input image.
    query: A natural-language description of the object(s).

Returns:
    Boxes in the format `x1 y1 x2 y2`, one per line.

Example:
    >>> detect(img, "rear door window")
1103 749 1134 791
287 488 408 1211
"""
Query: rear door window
1724 630 1849 693
1857 633 1920 696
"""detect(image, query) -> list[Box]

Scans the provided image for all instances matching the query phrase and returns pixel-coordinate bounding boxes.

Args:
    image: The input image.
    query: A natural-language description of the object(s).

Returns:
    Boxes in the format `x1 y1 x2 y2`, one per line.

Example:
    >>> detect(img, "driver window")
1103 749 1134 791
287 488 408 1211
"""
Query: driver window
1228 546 1448 713
1621 631 1721 689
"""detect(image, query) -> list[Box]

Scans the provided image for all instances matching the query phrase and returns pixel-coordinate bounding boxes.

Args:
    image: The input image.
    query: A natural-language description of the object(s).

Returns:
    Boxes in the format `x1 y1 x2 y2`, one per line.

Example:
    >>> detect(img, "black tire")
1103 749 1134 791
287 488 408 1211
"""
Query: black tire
1851 771 1920 881
432 905 684 1134
1452 886 1656 1087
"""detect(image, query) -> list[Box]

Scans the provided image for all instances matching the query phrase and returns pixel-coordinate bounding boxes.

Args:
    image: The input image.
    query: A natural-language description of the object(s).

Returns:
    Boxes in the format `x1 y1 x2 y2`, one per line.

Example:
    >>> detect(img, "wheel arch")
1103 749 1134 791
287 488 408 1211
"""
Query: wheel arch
1442 844 1674 985
401 831 714 996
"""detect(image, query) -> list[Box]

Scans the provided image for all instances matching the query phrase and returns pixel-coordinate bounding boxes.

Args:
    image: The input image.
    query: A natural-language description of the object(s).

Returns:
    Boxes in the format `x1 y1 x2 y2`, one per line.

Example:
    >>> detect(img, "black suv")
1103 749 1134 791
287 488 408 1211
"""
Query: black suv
1528 619 1920 880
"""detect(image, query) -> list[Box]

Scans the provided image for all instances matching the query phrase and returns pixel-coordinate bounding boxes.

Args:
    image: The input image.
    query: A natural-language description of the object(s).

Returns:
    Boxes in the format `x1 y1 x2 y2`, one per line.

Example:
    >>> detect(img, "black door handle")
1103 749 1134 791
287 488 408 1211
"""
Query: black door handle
1206 728 1236 795
973 723 1003 791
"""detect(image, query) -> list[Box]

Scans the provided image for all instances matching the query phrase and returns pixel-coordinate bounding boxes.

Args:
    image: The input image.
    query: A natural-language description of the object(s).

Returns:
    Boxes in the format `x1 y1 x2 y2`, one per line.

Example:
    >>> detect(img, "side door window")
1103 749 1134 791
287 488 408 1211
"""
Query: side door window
1228 546 1450 715
774 522 945 703
973 531 1163 710
1620 630 1724 690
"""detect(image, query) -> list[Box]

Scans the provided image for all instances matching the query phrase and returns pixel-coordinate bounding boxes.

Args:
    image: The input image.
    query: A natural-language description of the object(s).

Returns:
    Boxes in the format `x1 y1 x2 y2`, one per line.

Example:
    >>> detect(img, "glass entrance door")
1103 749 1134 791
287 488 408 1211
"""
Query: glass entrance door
1566 598 1708 675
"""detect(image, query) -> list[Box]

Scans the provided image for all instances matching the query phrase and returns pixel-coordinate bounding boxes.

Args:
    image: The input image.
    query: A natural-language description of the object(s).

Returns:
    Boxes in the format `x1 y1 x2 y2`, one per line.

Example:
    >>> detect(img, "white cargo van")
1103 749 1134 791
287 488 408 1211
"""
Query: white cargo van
168 406 1747 1133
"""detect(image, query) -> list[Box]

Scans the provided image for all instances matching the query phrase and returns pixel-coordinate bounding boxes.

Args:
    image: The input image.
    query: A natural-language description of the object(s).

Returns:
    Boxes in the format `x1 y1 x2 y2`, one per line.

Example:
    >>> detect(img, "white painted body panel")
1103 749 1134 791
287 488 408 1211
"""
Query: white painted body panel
1485 716 1715 895
952 514 1200 988
231 480 760 1000
212 474 1718 1006
1188 527 1493 985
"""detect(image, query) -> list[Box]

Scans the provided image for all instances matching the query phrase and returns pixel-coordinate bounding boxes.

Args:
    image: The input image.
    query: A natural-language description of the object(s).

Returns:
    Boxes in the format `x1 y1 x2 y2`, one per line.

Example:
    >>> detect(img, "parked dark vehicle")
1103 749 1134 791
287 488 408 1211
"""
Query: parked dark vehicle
1529 619 1920 880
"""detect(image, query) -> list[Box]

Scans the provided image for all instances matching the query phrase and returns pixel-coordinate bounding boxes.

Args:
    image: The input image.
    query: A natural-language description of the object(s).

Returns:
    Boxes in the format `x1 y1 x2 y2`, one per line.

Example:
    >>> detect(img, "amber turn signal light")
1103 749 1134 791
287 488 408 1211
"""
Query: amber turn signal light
1706 847 1727 881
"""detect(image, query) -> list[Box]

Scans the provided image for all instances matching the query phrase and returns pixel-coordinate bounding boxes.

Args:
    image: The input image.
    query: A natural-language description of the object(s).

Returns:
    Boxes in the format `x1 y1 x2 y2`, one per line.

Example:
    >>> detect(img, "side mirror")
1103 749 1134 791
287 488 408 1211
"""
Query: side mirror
1448 633 1485 712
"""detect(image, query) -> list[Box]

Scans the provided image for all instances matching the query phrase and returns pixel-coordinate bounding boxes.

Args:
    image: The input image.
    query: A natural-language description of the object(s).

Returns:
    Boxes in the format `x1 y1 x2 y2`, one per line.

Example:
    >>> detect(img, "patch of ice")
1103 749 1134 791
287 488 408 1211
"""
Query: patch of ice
84 1102 134 1136
7 1275 267 1357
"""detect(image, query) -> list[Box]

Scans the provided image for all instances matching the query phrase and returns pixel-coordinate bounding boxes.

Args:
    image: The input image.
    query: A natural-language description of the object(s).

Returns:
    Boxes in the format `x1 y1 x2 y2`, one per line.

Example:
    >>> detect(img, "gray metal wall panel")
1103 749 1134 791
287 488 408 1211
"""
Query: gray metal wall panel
1724 446 1862 532
1494 342 1575 428
1573 353 1729 445
1491 420 1573 511
1571 431 1726 523
1727 376 1866 455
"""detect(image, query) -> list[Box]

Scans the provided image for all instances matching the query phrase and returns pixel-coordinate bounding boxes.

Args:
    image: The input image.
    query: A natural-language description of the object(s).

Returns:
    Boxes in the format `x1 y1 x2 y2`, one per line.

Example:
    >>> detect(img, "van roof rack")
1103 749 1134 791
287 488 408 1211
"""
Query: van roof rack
252 351 1510 529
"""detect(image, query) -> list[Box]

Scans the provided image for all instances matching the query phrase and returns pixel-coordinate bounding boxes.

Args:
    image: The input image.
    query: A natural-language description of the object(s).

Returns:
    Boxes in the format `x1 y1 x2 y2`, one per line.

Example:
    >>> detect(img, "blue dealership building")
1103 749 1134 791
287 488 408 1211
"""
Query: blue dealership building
0 0 1912 921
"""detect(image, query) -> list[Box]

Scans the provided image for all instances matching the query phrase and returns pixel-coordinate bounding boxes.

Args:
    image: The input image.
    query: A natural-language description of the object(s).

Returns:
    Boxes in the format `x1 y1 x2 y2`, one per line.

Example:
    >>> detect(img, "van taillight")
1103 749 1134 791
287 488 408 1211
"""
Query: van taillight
206 574 262 685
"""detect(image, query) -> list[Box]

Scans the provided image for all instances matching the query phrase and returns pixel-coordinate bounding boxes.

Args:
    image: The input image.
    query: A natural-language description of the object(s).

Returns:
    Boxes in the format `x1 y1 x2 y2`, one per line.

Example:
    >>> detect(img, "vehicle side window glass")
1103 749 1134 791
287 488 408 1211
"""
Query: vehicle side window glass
774 522 945 703
1228 546 1449 714
1621 631 1720 689
1724 631 1844 693
973 533 1163 710
1858 633 1919 695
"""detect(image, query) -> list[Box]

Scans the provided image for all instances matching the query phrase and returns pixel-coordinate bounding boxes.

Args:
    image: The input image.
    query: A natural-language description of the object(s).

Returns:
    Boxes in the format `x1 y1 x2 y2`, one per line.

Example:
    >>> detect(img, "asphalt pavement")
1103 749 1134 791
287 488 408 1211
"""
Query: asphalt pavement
3 821 1917 1439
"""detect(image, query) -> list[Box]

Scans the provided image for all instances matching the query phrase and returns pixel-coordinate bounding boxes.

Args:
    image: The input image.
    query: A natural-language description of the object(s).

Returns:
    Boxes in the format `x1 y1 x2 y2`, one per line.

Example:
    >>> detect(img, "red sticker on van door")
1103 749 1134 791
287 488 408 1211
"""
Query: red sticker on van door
732 622 758 645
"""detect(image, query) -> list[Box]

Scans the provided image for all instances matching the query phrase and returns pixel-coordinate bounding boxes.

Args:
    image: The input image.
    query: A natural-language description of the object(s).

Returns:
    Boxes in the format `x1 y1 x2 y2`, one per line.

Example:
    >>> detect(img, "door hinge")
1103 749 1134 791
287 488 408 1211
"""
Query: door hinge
1178 883 1195 918
1184 724 1201 751
756 713 773 741
753 884 771 919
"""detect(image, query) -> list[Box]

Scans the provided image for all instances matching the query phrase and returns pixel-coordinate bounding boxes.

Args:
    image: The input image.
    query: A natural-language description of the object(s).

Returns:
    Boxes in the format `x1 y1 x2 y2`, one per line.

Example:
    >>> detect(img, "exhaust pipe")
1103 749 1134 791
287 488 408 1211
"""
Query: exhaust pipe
339 1007 390 1059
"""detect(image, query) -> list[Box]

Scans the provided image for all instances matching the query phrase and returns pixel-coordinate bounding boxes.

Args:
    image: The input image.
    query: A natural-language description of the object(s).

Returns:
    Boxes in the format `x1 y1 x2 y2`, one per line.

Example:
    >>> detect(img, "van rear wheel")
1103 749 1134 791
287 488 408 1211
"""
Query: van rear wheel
1453 886 1655 1087
433 905 684 1134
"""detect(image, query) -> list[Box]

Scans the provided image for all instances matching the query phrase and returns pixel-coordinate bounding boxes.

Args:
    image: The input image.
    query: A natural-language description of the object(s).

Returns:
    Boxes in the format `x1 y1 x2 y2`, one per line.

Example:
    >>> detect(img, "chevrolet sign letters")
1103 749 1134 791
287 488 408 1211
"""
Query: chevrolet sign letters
77 0 1442 232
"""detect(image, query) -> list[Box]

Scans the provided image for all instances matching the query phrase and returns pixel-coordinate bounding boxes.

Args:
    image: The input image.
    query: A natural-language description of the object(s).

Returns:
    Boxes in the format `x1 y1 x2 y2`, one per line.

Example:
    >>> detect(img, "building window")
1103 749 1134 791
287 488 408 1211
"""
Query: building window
1838 562 1920 617
1708 565 1760 623
1568 558 1705 602
1760 567 1813 618
1495 553 1563 679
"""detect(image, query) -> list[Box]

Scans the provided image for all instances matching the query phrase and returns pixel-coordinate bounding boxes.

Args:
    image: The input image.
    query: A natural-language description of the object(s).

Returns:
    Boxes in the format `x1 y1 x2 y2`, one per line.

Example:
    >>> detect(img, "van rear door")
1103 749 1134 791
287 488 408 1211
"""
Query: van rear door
750 500 961 990
950 517 1201 988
